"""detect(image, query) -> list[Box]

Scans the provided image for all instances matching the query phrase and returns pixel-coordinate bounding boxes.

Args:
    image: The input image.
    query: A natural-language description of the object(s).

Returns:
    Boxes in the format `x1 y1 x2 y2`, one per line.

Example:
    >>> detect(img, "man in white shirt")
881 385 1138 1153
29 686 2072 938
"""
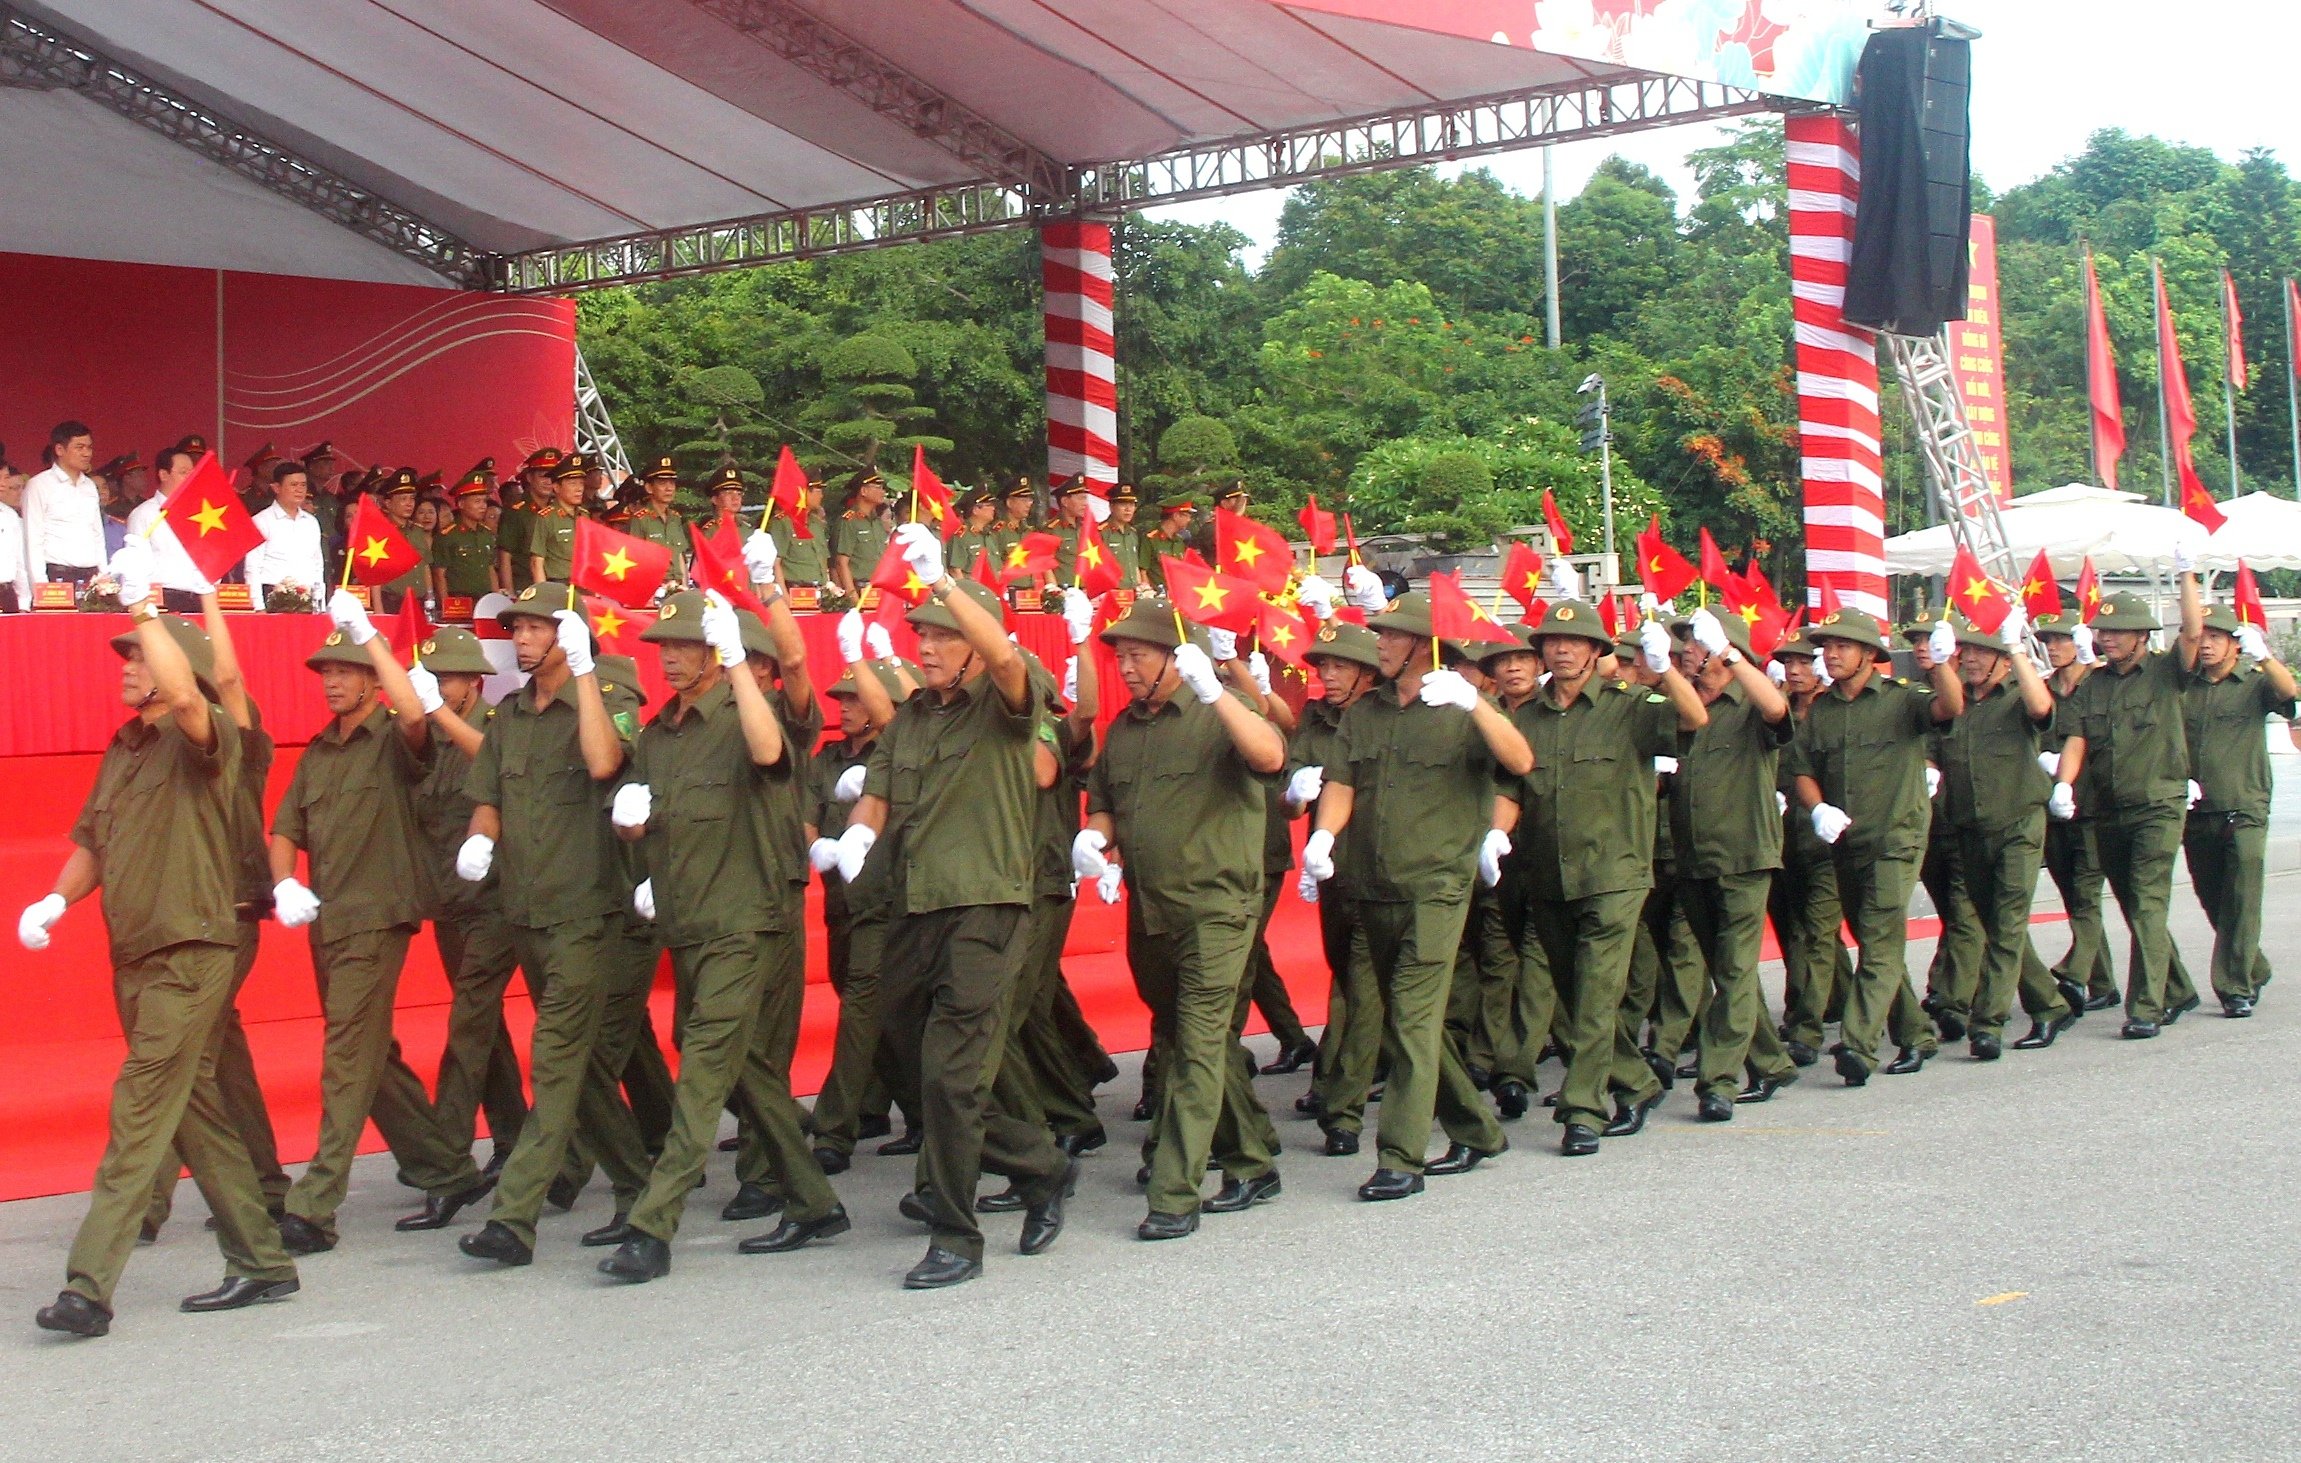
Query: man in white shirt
123 446 213 611
247 462 325 608
0 460 31 611
23 421 104 585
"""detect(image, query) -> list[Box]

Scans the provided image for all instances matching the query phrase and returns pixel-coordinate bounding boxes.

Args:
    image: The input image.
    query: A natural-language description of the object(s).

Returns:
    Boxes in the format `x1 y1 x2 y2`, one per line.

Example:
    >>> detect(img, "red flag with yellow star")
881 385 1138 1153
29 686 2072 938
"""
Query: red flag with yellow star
1946 543 2012 636
685 521 765 617
2073 557 2105 623
1296 493 1337 556
1816 580 1845 619
1003 531 1062 581
1258 601 1316 669
343 492 422 588
2019 549 2063 619
1720 567 1790 659
154 452 265 584
1071 521 1122 597
1215 506 1292 593
1498 541 1546 612
1429 568 1517 644
1162 555 1261 632
1541 489 1574 554
389 594 435 661
1634 514 1695 604
909 445 960 540
582 595 657 658
2234 560 2268 631
572 515 671 609
870 539 932 605
770 445 810 537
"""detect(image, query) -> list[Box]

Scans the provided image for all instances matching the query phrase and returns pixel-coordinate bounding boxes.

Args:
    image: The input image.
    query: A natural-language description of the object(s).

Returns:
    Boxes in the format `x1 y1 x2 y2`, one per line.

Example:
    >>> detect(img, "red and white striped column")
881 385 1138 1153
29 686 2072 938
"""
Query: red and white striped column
1041 219 1119 491
1787 113 1888 618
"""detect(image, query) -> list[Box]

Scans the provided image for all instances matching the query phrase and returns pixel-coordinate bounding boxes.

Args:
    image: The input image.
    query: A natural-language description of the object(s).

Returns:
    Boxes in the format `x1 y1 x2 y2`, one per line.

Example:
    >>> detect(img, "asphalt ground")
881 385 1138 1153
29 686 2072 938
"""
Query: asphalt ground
5 873 2297 1462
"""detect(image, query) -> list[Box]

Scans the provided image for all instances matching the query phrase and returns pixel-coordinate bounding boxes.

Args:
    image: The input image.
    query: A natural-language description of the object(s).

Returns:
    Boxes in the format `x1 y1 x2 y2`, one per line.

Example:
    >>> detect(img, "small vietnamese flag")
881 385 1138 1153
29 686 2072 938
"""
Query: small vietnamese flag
1215 506 1292 593
1258 601 1316 669
2074 557 2105 623
572 515 671 609
1540 489 1574 554
1428 568 1516 644
770 446 810 537
2233 560 2268 632
1946 543 2013 636
1498 541 1546 612
1634 514 1696 604
1341 512 1363 566
2019 549 2063 619
388 594 434 661
1003 531 1062 581
344 493 422 587
583 595 657 658
155 452 265 584
1697 528 1732 591
1816 580 1845 619
970 547 1005 594
870 539 932 605
910 445 959 540
1071 520 1122 598
1297 494 1337 556
1596 593 1618 639
685 521 765 617
1163 555 1261 631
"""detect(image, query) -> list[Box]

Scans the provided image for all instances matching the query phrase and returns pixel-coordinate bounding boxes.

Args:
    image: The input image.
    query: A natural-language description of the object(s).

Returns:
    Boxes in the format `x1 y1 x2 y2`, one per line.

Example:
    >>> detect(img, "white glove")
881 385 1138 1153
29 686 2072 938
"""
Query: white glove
2037 751 2061 778
1301 828 1336 882
1173 642 1224 705
455 833 495 882
1477 828 1510 888
1249 651 1272 696
2186 779 2203 809
17 893 66 951
1206 626 1238 662
834 823 877 883
1927 618 1957 665
109 540 154 607
1689 608 1731 657
1548 557 1580 599
1418 667 1479 711
2000 605 2028 651
1926 766 1942 799
271 877 321 928
808 837 841 874
834 765 866 803
611 782 652 830
1071 828 1110 881
742 528 779 582
1768 660 1787 687
1095 866 1123 904
1810 804 1852 845
1060 587 1094 646
2048 783 2077 821
1343 564 1387 613
632 878 656 921
328 587 377 645
2072 622 2097 665
893 522 945 588
1654 756 1679 776
1776 790 1789 816
1296 867 1320 904
1285 765 1324 811
2237 623 2271 662
864 623 894 661
836 609 865 665
2173 541 2195 575
1296 575 1335 620
1639 619 1672 675
700 593 745 668
1063 654 1079 705
554 610 595 676
406 662 444 715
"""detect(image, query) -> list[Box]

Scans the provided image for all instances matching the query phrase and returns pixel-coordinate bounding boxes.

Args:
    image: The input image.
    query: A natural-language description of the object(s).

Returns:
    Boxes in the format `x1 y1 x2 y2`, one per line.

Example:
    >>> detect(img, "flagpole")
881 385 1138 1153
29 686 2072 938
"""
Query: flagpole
2155 259 2175 510
2224 271 2244 497
2085 245 2103 489
2286 278 2300 500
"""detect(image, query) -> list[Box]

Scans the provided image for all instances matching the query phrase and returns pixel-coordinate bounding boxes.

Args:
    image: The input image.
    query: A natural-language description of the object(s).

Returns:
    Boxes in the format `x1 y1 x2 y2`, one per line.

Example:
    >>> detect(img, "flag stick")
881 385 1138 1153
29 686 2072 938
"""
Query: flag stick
2155 258 2175 510
2225 270 2244 497
2286 278 2301 501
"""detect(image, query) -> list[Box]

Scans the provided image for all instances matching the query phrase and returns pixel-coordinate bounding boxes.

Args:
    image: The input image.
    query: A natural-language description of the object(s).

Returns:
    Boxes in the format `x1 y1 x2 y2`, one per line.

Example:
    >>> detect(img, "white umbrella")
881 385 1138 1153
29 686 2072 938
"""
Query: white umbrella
2201 491 2301 571
1884 484 2213 577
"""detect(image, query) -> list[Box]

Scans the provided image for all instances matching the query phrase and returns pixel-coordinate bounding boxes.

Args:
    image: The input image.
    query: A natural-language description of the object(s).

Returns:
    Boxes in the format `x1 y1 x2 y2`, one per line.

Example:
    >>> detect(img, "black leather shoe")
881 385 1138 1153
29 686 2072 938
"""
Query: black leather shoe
395 1176 495 1232
1696 1091 1734 1122
1356 1168 1424 1201
2084 990 2120 1012
1366 1085 1384 1104
857 1114 893 1140
1321 1127 1360 1157
1203 1170 1282 1212
2223 995 2256 1019
1134 1164 1151 1186
1137 1208 1200 1240
1425 1139 1505 1176
2013 1008 2079 1048
1785 1040 1820 1068
35 1292 112 1337
597 1235 670 1282
720 1183 782 1223
903 1245 981 1289
1968 1033 2003 1061
2121 1019 2160 1040
1493 1078 1531 1120
1737 1072 1798 1104
1541 1091 1561 1107
1559 1124 1600 1157
1131 1096 1153 1121
717 1134 740 1152
1294 1091 1324 1116
275 1214 333 1255
1093 1055 1121 1086
177 1274 298 1313
1055 1127 1107 1157
975 1185 1026 1214
1640 1049 1674 1090
2164 994 2201 1025
2055 978 2089 1020
813 1146 851 1175
1935 1010 1967 1042
1262 1038 1319 1075
458 1221 532 1266
1675 1054 1702 1081
546 1176 583 1211
1019 1160 1080 1256
580 1213 633 1247
1601 1094 1662 1138
139 1220 161 1245
877 1128 923 1156
1834 1049 1871 1086
1882 1047 1926 1075
738 1205 851 1253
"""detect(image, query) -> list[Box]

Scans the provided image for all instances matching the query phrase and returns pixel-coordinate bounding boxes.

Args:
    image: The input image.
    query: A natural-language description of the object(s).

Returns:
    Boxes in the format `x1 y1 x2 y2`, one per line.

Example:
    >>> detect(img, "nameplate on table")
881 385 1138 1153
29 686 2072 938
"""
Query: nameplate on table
787 585 819 613
33 583 77 610
441 595 475 623
214 584 254 612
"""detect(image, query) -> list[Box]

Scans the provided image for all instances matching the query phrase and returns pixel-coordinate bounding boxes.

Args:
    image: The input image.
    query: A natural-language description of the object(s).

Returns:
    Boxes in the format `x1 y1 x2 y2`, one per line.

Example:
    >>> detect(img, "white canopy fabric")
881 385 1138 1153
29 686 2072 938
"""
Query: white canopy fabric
2202 491 2301 572
1884 484 2216 577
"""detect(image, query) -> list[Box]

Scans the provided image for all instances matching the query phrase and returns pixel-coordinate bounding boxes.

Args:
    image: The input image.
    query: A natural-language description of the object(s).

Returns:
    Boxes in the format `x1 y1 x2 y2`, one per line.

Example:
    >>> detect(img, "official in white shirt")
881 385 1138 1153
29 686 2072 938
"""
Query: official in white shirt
122 446 214 611
23 421 104 584
0 461 31 611
248 461 326 608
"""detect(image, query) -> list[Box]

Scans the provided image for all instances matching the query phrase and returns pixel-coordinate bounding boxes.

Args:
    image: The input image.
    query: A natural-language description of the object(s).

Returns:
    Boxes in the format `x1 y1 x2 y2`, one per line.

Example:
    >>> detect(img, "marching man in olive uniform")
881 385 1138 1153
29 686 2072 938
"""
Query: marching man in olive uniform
24 540 299 1336
1301 589 1533 1197
1078 597 1289 1239
831 526 1078 1288
2180 603 2296 1017
2034 611 2121 1011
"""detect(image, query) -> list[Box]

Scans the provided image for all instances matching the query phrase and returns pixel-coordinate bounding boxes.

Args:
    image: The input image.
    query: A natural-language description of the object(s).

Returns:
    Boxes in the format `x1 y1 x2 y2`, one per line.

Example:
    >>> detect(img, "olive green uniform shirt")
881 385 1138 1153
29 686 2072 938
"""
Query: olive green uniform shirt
2061 650 2190 813
1938 680 2053 832
385 522 431 601
771 512 829 586
1107 523 1144 586
622 510 688 587
71 709 242 964
418 712 496 921
1328 689 1498 906
466 678 640 929
832 513 891 584
231 718 276 909
1088 689 1270 933
496 504 539 591
1139 531 1185 592
534 507 580 582
862 671 1037 914
1286 698 1351 893
1501 678 1678 901
812 733 887 919
272 703 435 941
1670 679 1792 879
431 524 497 597
632 680 798 944
947 530 996 580
1787 674 1941 860
2183 661 2295 817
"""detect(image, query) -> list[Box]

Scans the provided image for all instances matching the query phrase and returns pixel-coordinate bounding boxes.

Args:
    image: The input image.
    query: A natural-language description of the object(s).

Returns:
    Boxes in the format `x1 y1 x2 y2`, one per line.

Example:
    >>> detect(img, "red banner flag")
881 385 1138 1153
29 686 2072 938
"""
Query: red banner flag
685 521 765 617
2158 261 2228 532
969 547 1005 594
388 594 434 660
870 540 932 605
343 493 422 588
1002 531 1062 582
1071 521 1122 598
583 595 658 659
1634 514 1696 604
154 452 265 585
1946 543 2012 635
1215 506 1293 593
1162 555 1261 631
770 445 810 537
1258 601 1316 669
1540 489 1574 554
1596 593 1618 640
1341 512 1362 566
1498 541 1546 611
2084 249 2127 494
2223 268 2247 389
1719 570 1789 660
2018 549 2063 619
1297 494 1337 556
2234 560 2268 631
909 445 959 539
1697 528 1732 591
572 515 671 609
1428 569 1516 644
2074 557 2105 623
1816 580 1845 619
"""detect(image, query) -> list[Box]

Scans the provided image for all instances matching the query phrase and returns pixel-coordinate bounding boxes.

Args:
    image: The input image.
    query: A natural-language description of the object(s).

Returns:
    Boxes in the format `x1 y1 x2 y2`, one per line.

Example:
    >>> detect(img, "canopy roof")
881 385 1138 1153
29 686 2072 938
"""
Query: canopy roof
0 0 1867 288
1886 484 2234 578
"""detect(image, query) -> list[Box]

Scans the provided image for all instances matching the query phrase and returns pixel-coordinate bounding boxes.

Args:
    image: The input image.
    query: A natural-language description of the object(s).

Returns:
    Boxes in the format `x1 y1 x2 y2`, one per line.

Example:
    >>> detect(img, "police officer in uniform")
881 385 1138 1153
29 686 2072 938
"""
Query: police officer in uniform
624 456 689 589
2178 603 2294 1017
431 467 502 602
376 469 432 613
770 472 830 593
531 455 591 587
1140 495 1196 594
1187 481 1251 564
2034 611 2121 1011
1767 632 1853 1066
494 448 556 594
947 488 999 576
988 478 1038 569
831 470 892 600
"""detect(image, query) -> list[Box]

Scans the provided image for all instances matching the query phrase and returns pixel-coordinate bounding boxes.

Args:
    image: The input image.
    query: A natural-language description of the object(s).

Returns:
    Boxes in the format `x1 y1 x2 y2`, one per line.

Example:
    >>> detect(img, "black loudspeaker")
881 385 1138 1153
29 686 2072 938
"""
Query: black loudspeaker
1842 23 1973 336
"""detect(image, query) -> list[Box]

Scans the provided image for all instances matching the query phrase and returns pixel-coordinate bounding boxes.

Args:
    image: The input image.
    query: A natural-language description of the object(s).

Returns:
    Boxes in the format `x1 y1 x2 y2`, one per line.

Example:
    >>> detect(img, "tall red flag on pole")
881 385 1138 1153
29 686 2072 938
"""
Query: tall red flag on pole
1296 493 1337 556
2084 247 2126 493
2158 261 2229 531
2233 560 2268 631
2019 549 2064 619
2224 268 2248 388
1540 490 1574 554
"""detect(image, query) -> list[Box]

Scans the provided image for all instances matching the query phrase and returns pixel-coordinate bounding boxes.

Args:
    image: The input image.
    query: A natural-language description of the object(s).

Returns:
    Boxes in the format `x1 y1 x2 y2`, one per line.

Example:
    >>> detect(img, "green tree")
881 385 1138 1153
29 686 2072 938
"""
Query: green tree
799 331 953 478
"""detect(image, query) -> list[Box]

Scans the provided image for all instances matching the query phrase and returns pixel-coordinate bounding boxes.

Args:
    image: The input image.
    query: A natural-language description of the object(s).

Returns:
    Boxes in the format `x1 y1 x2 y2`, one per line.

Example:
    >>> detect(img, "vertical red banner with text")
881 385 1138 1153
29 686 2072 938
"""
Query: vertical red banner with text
1948 214 2013 502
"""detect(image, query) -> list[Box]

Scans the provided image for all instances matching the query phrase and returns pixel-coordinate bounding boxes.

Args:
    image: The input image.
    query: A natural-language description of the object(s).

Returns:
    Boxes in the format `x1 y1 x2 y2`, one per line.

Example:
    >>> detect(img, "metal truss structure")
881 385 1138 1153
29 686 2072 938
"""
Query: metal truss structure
1883 330 2020 588
0 3 494 289
573 345 633 482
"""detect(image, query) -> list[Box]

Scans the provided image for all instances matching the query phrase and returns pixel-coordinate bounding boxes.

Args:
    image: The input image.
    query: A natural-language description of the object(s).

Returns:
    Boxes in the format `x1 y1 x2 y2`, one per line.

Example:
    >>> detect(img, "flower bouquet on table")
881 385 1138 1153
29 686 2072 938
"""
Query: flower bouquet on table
266 582 316 614
77 576 125 613
816 587 857 613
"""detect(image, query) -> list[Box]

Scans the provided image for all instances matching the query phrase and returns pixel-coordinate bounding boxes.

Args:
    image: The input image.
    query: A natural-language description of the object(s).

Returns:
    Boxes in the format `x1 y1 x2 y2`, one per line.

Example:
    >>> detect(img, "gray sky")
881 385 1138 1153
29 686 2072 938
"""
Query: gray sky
1144 1 2298 266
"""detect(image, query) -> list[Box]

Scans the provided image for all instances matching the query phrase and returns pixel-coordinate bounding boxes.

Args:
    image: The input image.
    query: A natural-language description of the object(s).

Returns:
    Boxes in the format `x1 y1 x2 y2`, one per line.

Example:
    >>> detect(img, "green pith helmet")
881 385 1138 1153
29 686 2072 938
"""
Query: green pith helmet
639 590 712 642
734 608 776 663
416 626 492 675
1900 603 1939 643
1949 614 2010 657
1098 595 1202 652
498 581 586 627
828 661 912 703
595 653 646 706
1367 591 1435 639
1473 621 1540 667
1809 607 1889 652
303 627 376 672
1303 619 1381 672
1773 630 1819 659
110 613 217 686
1527 598 1611 648
2031 610 2076 638
2089 592 2161 632
905 578 1005 634
2200 605 2243 636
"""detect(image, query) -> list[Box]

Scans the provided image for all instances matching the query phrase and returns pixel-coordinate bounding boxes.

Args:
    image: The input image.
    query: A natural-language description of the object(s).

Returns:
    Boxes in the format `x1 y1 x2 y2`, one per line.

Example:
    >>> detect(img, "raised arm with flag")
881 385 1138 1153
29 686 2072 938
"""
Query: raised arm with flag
153 452 265 585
